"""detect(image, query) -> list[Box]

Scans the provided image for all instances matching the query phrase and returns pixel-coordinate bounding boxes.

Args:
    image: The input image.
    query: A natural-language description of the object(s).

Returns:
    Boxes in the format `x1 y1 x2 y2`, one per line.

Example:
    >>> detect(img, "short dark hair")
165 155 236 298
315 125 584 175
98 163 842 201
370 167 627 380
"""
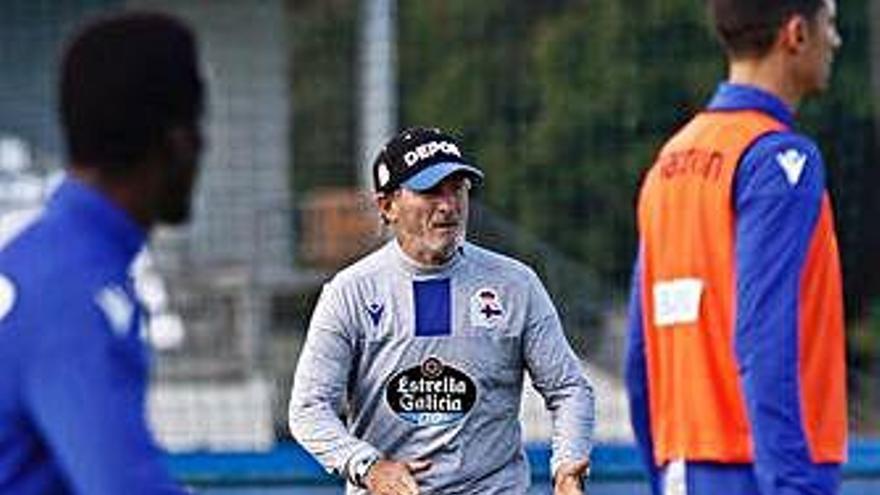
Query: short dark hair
59 11 204 172
708 0 824 58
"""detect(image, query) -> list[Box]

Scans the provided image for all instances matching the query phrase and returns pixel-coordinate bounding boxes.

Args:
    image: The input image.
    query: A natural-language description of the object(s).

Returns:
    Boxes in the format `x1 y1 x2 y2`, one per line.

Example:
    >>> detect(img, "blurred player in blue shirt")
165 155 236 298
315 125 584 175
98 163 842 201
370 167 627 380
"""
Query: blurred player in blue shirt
0 11 205 494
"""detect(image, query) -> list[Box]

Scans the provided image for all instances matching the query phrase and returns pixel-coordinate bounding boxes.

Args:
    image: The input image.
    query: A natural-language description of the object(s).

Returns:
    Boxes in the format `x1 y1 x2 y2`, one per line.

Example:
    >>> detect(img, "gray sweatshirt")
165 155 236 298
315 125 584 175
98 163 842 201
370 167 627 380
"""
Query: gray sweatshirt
289 241 594 494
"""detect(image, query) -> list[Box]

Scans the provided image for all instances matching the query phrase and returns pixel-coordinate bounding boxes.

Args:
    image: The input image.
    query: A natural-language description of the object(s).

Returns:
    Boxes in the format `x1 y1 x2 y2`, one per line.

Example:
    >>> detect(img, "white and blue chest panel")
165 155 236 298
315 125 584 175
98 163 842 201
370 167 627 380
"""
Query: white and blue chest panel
354 274 525 427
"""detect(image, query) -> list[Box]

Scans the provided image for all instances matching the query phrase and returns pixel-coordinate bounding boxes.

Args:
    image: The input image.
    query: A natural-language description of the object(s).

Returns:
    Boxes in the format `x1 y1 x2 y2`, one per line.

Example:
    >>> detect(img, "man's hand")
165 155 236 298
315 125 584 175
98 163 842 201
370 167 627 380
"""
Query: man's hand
554 459 590 495
364 459 431 495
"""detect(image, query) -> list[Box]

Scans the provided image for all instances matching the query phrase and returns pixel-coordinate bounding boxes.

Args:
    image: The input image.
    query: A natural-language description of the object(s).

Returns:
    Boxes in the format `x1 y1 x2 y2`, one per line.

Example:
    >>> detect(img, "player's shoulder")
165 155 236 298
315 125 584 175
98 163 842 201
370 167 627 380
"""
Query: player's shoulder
461 242 540 283
0 214 123 321
0 212 50 260
738 129 826 194
0 220 42 334
0 220 79 344
0 215 57 294
325 241 395 289
750 129 822 161
1 213 89 283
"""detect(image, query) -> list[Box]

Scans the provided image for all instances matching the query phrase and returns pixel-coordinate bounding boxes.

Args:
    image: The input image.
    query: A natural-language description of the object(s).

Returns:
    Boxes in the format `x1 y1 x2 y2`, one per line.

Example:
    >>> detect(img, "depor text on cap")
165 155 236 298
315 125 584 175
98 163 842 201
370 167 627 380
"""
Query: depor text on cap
372 127 484 193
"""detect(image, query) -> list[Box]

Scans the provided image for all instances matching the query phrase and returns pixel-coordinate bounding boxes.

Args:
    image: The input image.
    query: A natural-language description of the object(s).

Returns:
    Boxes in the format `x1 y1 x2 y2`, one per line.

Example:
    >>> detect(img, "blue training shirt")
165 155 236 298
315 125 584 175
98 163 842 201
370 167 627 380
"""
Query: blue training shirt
0 177 185 494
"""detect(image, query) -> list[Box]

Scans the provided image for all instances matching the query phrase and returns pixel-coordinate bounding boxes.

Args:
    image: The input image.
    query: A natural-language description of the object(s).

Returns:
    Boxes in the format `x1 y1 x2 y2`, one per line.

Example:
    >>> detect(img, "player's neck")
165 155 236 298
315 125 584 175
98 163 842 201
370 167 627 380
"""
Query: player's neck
392 238 461 274
727 58 803 111
68 164 154 231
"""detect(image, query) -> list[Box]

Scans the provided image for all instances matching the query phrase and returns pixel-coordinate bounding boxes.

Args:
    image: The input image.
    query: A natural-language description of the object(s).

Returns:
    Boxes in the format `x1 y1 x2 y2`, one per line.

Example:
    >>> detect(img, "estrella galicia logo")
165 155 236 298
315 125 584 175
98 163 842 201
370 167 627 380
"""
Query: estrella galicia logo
386 357 477 426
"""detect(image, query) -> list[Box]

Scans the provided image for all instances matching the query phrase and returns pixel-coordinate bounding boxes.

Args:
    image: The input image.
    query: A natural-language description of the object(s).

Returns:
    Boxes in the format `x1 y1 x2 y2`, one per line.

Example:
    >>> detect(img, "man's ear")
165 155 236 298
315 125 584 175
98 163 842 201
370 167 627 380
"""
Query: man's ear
375 192 396 225
779 14 810 54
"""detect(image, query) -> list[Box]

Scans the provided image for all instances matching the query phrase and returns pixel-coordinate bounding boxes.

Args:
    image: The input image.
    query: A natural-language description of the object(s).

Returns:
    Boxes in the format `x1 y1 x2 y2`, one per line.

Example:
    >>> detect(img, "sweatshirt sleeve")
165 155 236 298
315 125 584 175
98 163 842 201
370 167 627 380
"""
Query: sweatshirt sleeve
521 269 595 478
288 282 381 481
24 289 185 495
733 132 841 494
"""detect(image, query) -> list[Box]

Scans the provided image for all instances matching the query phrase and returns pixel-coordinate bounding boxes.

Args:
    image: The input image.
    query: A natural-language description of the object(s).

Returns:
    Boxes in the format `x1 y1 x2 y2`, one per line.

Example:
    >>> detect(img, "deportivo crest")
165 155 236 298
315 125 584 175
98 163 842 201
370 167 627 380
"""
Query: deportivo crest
386 356 477 426
469 287 504 328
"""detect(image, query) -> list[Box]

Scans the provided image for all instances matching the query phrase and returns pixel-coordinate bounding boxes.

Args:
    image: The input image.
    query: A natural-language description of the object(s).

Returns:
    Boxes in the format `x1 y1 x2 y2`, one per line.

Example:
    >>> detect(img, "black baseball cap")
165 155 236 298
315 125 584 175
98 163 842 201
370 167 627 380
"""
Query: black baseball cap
372 127 484 193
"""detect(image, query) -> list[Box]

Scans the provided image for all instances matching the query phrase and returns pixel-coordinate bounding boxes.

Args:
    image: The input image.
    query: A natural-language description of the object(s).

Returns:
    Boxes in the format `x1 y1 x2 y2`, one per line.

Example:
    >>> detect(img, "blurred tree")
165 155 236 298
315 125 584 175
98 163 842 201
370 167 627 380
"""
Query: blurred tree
287 0 358 194
398 0 721 286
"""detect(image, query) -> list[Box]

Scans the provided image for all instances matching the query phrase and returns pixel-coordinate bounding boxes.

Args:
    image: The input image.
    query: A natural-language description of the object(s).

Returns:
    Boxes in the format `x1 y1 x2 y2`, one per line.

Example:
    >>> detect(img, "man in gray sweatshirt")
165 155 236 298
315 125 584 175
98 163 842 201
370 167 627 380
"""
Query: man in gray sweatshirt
289 127 594 495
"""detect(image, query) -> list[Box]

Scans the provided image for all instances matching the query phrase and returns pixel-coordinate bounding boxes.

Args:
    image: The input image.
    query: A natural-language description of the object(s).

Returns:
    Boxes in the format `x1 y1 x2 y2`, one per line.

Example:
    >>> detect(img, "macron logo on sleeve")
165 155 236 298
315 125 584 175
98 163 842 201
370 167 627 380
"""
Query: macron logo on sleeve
95 286 134 337
0 275 17 322
776 149 807 186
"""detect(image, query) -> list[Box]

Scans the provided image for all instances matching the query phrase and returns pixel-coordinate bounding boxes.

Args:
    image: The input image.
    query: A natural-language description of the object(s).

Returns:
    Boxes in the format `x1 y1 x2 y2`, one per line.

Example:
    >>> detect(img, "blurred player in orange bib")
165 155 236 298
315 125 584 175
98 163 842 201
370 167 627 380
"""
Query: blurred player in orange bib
626 0 846 493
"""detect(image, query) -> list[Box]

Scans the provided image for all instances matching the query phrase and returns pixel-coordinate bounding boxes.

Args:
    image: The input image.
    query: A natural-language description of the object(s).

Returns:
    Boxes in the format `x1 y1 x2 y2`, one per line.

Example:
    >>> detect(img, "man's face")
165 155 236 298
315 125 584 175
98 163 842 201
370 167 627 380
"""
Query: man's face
381 174 471 266
800 0 842 94
157 123 203 225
